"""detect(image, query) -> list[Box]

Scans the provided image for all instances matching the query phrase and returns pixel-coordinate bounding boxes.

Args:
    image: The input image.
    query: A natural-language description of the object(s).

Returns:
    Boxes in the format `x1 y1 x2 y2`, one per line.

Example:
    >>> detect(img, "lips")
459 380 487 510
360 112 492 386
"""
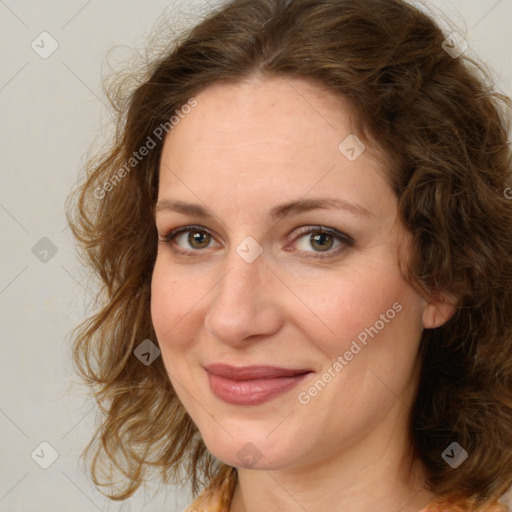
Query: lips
204 364 313 405
204 363 312 380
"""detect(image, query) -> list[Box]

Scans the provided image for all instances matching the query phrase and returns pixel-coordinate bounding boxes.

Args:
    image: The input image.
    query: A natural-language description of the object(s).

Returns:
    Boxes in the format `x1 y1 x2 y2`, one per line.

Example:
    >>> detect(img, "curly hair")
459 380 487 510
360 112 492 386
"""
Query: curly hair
66 0 512 508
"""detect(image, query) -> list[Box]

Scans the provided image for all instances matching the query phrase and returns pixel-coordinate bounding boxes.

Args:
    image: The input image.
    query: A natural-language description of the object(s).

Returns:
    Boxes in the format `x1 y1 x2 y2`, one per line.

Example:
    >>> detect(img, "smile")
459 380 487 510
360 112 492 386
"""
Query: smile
204 364 313 405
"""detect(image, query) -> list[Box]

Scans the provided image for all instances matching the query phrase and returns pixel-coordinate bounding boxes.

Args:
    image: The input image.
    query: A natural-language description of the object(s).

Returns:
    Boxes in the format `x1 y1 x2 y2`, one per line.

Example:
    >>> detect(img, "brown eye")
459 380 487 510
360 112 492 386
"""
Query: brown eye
187 230 211 249
159 226 217 253
293 226 354 259
309 232 334 252
160 224 353 259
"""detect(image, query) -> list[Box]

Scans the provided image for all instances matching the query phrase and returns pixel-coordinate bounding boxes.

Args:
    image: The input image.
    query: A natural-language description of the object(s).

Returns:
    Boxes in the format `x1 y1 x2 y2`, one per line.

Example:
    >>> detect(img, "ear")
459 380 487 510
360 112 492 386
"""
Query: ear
422 293 458 329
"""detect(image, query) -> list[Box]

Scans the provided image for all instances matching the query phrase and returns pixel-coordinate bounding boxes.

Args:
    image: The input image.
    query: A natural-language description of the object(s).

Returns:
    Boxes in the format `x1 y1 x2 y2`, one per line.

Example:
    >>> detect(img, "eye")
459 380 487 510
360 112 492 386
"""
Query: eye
291 226 353 258
158 224 354 259
158 225 218 254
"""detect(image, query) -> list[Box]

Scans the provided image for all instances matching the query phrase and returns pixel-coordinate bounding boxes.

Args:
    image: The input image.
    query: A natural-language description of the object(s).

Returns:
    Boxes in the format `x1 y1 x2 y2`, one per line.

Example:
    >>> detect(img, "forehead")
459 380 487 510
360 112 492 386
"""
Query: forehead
157 77 392 218
163 76 359 157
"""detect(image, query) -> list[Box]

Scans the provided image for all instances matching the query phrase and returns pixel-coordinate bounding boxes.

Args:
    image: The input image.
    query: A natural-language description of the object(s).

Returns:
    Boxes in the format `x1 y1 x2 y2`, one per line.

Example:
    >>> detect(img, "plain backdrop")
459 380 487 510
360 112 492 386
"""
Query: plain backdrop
0 1 511 511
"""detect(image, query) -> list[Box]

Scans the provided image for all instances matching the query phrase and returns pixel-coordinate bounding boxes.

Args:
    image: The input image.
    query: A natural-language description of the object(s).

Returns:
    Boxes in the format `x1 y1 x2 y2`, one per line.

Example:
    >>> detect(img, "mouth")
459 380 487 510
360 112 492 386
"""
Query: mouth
204 364 313 406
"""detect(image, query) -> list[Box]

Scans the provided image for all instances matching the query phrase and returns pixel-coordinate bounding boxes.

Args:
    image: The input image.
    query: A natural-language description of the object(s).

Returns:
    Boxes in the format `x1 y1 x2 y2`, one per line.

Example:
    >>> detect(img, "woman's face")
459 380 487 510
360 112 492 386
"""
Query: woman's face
151 77 445 472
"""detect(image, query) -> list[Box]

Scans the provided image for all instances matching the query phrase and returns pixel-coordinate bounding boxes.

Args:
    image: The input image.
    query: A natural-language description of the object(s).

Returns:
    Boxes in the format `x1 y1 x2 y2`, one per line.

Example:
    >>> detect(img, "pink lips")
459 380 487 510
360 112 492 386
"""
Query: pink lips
204 364 312 406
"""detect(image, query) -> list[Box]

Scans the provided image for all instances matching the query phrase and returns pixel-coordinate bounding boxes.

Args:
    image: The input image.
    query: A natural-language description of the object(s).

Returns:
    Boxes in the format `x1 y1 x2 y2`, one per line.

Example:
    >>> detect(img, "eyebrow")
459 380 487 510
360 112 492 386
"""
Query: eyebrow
155 197 374 220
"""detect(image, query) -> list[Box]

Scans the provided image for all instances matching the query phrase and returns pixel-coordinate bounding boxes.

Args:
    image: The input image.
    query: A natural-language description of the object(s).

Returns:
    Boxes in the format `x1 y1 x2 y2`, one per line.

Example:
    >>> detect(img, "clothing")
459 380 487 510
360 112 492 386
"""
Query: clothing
184 491 510 512
183 471 510 512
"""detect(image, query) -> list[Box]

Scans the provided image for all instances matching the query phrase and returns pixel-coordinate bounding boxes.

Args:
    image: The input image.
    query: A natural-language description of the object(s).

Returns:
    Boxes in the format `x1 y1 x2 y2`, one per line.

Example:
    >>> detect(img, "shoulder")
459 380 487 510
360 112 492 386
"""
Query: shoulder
183 488 511 512
181 486 224 512
182 466 236 512
421 498 510 512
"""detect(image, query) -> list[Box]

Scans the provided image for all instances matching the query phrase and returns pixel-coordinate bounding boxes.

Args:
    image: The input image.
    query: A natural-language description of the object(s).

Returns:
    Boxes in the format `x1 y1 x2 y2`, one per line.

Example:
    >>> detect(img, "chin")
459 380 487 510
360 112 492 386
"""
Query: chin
200 424 303 470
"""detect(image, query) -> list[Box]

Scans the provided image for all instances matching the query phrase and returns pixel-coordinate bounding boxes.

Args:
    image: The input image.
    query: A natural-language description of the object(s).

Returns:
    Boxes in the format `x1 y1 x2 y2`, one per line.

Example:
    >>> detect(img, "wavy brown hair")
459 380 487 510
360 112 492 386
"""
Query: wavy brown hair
66 0 512 508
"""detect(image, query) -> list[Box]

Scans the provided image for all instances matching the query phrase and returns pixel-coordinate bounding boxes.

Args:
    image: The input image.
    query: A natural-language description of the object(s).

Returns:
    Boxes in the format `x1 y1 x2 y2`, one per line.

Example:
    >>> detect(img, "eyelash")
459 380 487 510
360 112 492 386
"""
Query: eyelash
158 224 354 259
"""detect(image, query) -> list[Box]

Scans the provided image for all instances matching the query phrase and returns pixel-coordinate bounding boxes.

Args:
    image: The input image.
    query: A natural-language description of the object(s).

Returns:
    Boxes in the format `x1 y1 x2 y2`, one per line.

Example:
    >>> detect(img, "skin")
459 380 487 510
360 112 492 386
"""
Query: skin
151 76 455 512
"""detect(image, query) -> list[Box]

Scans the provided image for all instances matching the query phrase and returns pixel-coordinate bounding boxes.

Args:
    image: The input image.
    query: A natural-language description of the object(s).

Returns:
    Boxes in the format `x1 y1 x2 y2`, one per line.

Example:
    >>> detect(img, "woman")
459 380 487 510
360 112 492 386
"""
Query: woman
66 0 512 510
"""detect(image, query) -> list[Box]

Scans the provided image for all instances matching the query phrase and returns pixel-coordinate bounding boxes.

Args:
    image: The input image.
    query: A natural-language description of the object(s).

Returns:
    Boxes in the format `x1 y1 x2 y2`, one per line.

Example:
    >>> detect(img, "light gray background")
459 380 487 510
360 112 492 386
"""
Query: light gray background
0 1 511 511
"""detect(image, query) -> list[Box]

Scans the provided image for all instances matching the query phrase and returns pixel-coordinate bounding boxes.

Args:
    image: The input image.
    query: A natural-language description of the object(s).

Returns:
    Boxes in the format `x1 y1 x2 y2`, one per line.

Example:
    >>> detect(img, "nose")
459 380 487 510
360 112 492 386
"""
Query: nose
203 245 283 346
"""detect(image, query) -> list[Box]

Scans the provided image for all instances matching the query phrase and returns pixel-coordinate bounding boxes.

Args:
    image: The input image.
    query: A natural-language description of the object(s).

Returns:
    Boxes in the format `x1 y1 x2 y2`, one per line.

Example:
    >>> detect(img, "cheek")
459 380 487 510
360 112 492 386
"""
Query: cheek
150 237 420 359
150 262 169 335
150 254 218 381
150 258 193 352
295 271 422 433
302 261 414 355
150 263 198 399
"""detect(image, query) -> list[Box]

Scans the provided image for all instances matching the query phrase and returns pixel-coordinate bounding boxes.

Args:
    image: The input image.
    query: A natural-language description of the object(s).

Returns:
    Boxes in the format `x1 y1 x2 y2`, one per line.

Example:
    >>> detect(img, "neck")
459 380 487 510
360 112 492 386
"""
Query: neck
228 411 437 512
